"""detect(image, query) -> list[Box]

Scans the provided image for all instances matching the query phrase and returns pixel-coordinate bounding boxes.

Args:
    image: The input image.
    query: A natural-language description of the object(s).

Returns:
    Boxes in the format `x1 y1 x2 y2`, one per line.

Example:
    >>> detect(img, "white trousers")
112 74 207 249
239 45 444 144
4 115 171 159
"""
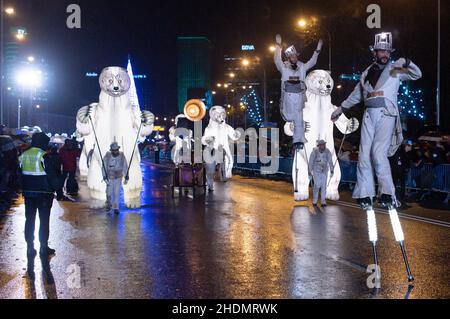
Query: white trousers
313 171 328 204
353 108 396 199
205 163 216 189
106 178 122 209
282 92 307 144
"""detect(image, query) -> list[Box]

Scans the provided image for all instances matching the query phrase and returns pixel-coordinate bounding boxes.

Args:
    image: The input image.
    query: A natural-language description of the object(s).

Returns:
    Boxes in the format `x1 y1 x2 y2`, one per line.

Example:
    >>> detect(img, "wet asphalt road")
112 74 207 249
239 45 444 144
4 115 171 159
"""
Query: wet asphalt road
0 161 449 299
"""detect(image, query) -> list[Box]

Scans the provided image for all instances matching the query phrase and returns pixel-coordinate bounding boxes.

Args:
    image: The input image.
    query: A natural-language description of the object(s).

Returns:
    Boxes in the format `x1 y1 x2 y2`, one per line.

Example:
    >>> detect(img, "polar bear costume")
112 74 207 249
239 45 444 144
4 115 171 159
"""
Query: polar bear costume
288 70 356 201
202 106 241 190
76 66 154 208
169 114 193 165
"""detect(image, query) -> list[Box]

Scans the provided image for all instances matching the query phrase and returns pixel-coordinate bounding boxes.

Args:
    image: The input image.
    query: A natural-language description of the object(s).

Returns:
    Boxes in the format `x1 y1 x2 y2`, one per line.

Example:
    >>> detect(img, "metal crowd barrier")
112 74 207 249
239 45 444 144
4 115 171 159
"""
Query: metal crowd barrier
233 156 450 194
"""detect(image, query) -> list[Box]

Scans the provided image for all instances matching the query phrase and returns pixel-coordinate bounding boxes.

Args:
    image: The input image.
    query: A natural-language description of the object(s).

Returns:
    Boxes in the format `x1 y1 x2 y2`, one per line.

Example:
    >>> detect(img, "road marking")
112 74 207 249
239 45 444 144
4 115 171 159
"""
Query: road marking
334 200 450 228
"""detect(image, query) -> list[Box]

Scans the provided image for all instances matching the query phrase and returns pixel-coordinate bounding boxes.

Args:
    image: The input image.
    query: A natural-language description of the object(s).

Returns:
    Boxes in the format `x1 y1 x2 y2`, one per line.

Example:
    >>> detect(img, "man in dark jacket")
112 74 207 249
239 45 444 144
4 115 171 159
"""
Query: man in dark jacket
19 133 61 259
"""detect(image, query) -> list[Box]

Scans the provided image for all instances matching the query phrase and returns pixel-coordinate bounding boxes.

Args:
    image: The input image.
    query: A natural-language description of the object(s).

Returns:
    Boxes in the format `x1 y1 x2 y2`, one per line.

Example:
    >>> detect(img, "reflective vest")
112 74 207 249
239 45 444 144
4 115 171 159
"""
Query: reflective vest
19 147 46 176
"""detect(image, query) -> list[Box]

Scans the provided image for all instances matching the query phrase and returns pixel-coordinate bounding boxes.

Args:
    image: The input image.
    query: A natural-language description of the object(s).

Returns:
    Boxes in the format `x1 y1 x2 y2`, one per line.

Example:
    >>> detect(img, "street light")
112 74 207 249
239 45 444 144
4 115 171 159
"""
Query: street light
15 28 26 41
298 19 307 28
269 45 276 52
229 73 235 78
16 68 43 88
242 59 250 67
4 7 14 15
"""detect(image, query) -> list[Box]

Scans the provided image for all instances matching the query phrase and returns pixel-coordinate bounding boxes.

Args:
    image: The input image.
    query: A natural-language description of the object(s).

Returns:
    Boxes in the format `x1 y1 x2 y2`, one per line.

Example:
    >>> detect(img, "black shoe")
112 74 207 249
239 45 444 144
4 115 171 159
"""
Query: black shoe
322 204 327 207
379 194 396 209
294 142 304 150
39 247 56 257
114 209 120 215
357 197 373 210
313 203 318 207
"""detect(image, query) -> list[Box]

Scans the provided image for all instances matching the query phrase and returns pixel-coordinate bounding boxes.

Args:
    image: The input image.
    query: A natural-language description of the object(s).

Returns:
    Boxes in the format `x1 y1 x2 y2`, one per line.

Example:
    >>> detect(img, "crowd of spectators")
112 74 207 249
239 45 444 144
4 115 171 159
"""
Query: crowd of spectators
0 125 82 211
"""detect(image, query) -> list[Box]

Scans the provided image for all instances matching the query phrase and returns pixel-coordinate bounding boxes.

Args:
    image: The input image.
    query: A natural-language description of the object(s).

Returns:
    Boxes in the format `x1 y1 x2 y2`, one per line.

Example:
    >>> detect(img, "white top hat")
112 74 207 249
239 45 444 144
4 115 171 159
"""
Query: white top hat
371 32 396 52
285 45 299 57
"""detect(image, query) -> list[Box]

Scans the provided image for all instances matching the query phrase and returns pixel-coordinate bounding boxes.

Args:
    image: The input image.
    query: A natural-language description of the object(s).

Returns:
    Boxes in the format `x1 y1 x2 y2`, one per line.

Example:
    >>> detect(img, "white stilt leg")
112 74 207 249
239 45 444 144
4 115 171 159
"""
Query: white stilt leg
367 209 380 287
389 208 414 282
388 209 405 242
367 209 378 242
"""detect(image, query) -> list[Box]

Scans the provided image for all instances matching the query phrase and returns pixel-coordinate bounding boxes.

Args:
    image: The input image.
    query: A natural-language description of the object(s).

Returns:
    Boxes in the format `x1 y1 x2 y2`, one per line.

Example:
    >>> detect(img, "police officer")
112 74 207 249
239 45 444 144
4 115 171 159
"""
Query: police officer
20 133 61 259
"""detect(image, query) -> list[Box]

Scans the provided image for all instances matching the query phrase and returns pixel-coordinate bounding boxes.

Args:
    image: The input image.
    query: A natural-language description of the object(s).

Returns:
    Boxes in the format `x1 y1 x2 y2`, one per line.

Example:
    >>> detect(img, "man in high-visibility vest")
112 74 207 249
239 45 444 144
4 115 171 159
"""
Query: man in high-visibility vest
19 132 61 260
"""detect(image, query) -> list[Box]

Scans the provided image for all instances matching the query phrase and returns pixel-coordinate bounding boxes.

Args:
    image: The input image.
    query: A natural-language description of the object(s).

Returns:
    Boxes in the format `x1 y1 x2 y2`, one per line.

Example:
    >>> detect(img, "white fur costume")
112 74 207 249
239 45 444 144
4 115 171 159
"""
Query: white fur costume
201 106 241 190
287 70 355 201
76 67 154 208
169 114 193 165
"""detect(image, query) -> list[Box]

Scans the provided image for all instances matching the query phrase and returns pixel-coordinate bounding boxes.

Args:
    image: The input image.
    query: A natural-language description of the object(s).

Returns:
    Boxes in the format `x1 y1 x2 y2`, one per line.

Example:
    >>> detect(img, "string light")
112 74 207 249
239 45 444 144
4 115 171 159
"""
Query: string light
240 88 263 126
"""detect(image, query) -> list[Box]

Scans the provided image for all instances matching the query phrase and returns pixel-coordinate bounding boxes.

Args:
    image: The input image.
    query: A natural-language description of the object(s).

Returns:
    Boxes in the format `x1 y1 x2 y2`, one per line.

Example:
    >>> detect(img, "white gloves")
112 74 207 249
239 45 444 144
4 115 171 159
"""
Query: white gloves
331 107 344 122
77 103 96 124
393 57 412 69
316 39 324 51
275 34 282 46
141 110 155 126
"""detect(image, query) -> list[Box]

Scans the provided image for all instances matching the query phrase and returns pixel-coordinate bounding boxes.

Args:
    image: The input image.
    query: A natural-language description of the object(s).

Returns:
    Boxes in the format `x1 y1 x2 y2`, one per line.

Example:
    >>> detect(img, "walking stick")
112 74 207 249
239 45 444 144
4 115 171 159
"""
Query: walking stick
88 114 109 183
125 121 143 181
327 118 359 187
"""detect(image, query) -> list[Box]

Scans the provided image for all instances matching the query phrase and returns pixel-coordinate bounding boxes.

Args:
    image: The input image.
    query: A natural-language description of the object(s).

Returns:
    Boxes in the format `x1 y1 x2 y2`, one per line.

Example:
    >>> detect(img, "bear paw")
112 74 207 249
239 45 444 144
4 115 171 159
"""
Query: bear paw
294 192 309 202
125 197 141 209
326 191 340 201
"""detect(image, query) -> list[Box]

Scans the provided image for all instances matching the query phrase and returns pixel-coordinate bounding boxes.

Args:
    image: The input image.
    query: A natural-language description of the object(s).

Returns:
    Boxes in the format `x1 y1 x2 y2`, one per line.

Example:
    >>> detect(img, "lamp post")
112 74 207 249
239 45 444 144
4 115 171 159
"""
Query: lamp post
436 0 441 127
17 98 21 128
0 1 15 124
15 67 42 128
241 57 268 123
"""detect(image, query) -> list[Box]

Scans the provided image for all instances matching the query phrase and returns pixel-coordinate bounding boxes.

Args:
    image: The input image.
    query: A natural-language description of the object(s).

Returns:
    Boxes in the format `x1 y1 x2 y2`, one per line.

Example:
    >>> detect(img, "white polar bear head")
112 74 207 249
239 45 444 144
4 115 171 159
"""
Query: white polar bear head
305 70 334 96
209 106 227 125
99 66 131 97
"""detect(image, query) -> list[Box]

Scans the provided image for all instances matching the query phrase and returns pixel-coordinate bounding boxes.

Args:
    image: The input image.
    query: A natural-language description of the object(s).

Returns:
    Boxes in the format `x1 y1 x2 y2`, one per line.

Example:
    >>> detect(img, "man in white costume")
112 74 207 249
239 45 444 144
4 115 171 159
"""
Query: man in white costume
202 106 241 192
308 140 334 207
274 34 323 149
103 142 128 214
332 32 422 209
331 32 421 284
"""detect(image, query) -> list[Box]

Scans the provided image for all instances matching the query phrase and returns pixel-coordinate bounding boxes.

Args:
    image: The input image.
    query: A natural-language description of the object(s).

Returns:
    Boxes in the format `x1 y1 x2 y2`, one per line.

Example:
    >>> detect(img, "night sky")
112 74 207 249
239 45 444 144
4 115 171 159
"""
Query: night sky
7 0 449 129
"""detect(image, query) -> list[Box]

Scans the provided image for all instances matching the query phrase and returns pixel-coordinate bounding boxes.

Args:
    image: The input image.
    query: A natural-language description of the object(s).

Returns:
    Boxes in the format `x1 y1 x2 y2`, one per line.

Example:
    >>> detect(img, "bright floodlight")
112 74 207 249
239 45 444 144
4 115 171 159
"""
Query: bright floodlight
5 7 15 15
16 68 43 88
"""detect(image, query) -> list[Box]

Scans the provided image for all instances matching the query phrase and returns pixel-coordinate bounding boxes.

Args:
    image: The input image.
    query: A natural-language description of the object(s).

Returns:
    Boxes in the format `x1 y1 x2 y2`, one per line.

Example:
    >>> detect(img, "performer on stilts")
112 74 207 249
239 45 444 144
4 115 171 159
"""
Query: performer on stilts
331 32 422 284
274 34 323 150
274 34 323 201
